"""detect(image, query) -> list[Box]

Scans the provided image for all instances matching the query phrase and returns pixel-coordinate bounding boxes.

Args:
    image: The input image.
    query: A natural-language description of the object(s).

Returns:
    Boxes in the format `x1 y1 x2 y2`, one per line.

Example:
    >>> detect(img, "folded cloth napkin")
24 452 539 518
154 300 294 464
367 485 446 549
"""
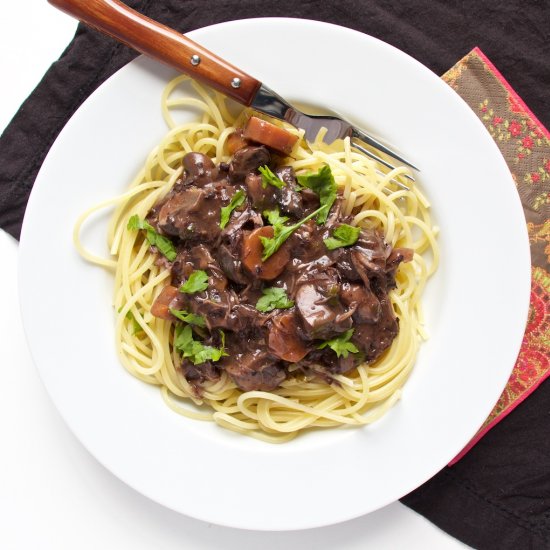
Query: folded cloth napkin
1 2 548 549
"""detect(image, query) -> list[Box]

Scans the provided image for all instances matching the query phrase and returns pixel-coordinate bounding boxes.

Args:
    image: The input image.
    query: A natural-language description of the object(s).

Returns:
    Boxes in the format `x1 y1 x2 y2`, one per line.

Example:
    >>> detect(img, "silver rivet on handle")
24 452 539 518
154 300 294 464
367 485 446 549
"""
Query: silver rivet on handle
231 77 242 89
190 54 201 66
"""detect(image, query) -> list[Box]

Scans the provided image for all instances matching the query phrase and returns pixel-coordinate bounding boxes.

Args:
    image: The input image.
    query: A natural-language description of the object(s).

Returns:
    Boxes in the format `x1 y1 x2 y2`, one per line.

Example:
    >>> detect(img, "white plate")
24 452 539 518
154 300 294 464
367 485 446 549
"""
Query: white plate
19 18 530 530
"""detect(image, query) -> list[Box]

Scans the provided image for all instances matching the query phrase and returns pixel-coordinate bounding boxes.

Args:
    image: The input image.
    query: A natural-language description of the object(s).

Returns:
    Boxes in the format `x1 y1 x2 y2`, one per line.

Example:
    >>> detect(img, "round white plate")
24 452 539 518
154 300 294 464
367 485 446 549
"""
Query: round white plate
19 18 530 530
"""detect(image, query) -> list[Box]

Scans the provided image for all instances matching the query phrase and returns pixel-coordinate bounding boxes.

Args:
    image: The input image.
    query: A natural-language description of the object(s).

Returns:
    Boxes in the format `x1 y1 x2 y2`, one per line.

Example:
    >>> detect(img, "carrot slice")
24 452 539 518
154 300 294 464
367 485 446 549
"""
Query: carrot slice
150 285 180 320
242 226 290 280
268 313 310 362
243 116 298 155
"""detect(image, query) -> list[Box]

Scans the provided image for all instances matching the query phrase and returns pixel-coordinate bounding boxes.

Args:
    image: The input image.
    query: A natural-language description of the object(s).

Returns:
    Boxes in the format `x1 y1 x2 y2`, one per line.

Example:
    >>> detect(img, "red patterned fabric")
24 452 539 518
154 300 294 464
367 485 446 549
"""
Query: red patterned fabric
442 48 550 463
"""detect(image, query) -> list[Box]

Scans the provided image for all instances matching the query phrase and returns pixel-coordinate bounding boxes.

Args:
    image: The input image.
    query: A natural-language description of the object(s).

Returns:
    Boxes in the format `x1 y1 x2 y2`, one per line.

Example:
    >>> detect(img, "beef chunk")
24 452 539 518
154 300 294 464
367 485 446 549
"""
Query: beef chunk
351 297 399 362
181 360 220 385
229 146 270 182
294 270 352 340
182 152 219 185
339 282 381 324
224 349 286 391
157 180 238 243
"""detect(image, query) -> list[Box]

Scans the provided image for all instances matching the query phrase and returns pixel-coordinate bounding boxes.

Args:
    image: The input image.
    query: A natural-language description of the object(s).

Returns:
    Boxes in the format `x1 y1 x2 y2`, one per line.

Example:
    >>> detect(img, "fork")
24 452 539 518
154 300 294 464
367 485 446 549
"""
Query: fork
48 0 419 184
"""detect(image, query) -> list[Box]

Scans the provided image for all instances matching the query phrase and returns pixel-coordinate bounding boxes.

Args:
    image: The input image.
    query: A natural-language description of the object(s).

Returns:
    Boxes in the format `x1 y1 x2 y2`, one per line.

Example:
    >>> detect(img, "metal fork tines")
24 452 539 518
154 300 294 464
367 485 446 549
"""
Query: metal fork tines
250 84 419 188
287 111 415 191
287 111 418 180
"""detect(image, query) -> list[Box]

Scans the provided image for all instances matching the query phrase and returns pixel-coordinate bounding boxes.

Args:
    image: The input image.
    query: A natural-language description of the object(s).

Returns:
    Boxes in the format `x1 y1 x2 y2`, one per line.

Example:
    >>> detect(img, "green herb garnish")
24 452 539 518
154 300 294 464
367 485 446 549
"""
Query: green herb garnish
259 165 285 189
260 205 328 261
297 165 337 224
323 224 361 250
125 310 143 334
179 270 209 294
256 287 294 313
262 208 289 227
317 329 360 358
127 214 177 261
169 308 206 328
174 325 228 365
220 190 246 229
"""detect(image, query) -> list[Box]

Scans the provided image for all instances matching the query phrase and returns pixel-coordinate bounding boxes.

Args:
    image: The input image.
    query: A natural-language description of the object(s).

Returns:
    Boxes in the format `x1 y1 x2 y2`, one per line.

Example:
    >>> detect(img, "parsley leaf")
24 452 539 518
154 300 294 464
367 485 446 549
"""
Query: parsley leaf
317 329 360 358
127 214 145 232
174 324 194 352
323 224 361 250
262 208 289 227
296 165 337 224
169 308 206 328
260 204 328 261
259 165 285 189
220 190 246 229
179 270 209 294
127 214 177 261
174 325 228 365
256 287 294 313
125 310 143 334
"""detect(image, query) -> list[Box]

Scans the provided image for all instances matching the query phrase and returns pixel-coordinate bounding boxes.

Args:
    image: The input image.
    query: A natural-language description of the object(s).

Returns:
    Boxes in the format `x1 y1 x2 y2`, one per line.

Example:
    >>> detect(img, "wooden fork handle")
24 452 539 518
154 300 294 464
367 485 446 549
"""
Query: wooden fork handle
48 0 261 105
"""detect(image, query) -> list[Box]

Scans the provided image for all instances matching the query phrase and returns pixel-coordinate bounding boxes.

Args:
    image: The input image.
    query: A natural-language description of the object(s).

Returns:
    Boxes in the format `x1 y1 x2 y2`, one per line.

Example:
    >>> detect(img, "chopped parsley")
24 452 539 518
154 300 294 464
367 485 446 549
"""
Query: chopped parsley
259 165 285 189
256 287 294 313
174 325 228 365
317 329 360 358
125 310 143 334
323 224 361 250
262 208 289 227
179 270 209 294
297 165 337 224
220 190 246 229
169 308 206 328
260 204 327 261
127 214 177 261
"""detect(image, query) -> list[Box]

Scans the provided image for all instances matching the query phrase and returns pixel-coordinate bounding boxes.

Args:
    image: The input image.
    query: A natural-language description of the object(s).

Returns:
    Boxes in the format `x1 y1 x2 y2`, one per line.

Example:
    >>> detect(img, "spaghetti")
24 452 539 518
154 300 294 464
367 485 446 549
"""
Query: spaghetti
74 76 439 442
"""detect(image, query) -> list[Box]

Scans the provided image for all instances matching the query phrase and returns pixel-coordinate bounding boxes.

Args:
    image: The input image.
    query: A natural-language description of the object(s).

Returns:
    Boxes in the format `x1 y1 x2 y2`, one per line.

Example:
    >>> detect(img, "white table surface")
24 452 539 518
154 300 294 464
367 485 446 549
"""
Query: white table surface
0 2 468 548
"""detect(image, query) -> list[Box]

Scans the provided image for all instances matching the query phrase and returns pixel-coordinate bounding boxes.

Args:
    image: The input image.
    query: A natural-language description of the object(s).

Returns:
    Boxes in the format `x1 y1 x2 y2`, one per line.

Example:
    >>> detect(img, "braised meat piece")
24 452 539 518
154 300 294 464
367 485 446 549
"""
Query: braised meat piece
287 220 327 263
332 247 361 282
245 173 278 211
181 360 220 386
246 167 304 219
183 152 219 185
157 186 208 239
294 268 352 340
274 167 304 218
229 146 270 182
171 244 227 290
351 229 392 287
295 284 352 340
224 349 286 392
339 282 381 324
191 289 238 331
351 297 399 361
216 239 250 285
300 348 362 376
157 180 238 243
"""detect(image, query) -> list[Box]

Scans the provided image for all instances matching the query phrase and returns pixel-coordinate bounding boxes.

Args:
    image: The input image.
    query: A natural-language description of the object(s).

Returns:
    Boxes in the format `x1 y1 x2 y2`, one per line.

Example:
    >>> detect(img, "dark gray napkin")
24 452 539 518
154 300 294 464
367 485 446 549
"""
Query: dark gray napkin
2 2 549 548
